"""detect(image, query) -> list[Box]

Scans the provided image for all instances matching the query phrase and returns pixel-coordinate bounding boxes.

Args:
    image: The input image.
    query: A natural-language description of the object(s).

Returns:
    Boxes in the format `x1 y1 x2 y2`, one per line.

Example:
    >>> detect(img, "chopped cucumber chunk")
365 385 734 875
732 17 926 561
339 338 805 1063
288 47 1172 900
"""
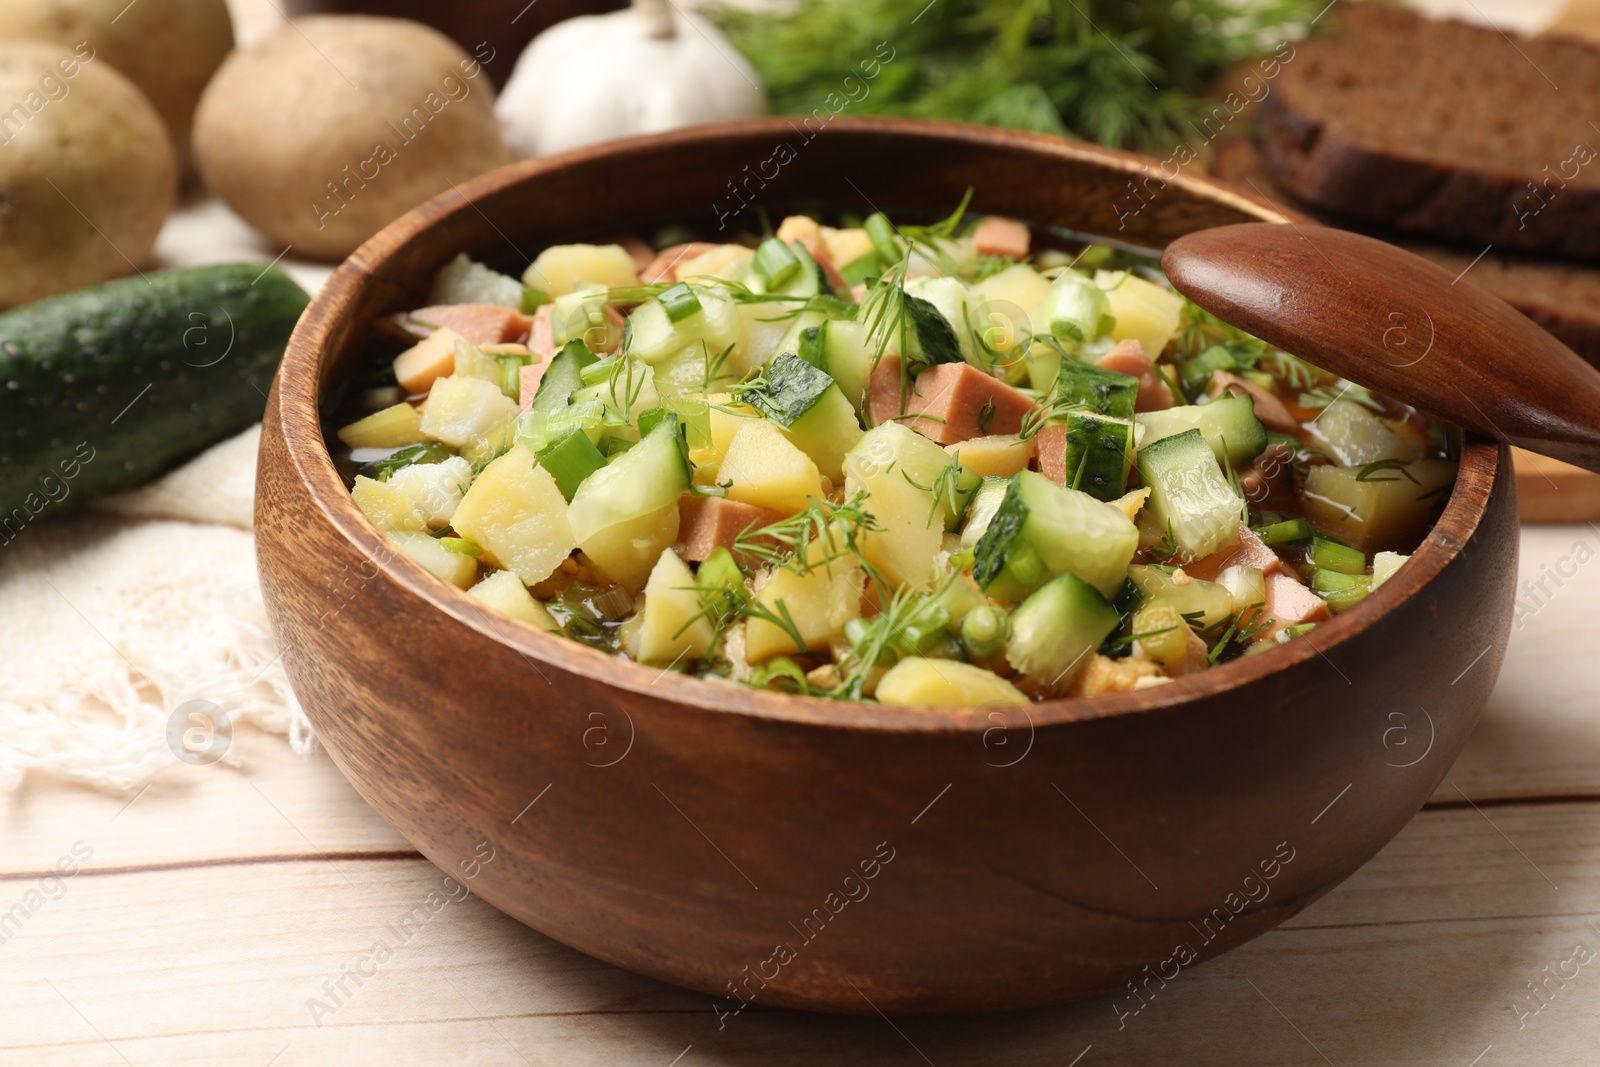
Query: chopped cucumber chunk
1134 391 1267 467
1050 358 1138 420
1006 573 1121 688
1039 271 1113 344
1135 428 1244 561
567 413 690 544
972 470 1139 601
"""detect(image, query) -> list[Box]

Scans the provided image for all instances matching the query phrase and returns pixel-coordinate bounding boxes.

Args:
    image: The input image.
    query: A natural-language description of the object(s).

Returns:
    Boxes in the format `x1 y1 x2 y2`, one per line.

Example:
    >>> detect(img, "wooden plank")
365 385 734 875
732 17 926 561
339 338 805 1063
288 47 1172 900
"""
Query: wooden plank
1514 449 1600 524
3 802 1599 1065
0 732 409 878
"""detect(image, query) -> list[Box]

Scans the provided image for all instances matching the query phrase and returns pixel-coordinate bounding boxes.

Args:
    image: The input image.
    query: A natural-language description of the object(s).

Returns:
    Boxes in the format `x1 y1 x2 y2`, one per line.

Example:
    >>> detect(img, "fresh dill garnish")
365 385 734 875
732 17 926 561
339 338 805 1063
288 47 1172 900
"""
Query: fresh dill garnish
713 0 1325 154
1299 382 1385 413
1203 603 1274 663
732 493 882 575
1354 459 1421 485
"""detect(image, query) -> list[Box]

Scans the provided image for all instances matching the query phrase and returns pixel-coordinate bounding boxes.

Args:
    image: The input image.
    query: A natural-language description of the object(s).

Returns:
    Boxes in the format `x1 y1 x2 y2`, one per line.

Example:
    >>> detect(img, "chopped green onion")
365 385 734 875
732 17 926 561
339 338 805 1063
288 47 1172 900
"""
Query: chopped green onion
958 604 1011 661
1252 518 1313 545
865 212 900 262
1311 569 1371 613
1282 622 1319 640
578 357 617 387
516 397 605 453
603 435 635 457
1309 537 1365 575
438 536 482 557
754 237 801 290
521 287 550 313
658 282 702 323
495 352 531 400
839 251 882 286
535 427 607 501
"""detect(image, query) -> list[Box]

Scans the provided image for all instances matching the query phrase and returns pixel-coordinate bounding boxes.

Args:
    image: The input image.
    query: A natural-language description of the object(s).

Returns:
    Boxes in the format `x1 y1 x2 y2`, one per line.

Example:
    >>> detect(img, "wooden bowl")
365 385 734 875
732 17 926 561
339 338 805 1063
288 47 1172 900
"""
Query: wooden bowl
256 118 1517 1014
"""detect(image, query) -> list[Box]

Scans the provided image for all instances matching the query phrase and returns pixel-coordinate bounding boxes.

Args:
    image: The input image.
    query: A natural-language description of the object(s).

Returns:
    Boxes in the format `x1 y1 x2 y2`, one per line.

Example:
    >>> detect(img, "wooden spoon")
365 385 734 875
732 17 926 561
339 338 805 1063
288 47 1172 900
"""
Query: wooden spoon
1161 223 1600 474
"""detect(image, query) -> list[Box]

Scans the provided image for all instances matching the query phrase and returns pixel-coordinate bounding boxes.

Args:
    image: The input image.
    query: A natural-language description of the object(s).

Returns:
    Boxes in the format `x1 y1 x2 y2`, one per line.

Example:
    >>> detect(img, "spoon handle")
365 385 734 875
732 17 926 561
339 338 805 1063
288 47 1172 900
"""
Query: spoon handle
1162 224 1600 475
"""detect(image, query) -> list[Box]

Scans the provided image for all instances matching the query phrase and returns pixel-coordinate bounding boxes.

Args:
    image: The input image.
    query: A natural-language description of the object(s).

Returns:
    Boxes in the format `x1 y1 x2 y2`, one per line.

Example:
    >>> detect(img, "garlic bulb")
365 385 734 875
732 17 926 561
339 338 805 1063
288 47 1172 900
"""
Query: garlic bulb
496 0 767 159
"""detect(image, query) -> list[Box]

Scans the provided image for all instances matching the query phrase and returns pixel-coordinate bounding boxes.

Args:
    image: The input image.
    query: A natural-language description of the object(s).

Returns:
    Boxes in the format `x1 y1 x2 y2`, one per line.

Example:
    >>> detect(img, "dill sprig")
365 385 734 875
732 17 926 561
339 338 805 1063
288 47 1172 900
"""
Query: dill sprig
732 492 882 575
713 0 1325 155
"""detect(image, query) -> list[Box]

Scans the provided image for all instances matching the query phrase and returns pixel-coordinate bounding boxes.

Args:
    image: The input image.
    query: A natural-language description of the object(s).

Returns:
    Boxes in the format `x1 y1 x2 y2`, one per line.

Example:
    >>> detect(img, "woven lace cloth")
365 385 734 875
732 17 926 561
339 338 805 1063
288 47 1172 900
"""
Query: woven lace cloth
0 425 313 792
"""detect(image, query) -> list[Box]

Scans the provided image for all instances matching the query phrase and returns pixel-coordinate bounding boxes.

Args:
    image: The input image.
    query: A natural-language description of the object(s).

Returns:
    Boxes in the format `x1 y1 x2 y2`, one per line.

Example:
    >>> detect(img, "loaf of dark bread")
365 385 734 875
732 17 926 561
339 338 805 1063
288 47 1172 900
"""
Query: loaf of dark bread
1210 136 1600 368
1254 4 1600 260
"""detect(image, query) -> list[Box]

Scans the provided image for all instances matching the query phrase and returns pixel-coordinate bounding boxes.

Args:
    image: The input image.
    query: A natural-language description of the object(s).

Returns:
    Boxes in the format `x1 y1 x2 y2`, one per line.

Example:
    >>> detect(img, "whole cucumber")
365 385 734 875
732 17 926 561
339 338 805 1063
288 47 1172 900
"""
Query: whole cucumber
0 264 309 535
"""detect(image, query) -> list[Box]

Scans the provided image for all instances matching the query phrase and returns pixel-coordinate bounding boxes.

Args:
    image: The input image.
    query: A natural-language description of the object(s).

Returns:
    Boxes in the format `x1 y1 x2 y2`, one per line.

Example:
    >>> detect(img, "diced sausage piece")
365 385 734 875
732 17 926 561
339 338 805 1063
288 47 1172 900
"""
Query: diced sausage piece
400 304 532 346
1034 423 1070 486
865 355 906 430
611 233 656 273
897 362 1036 444
1094 339 1174 412
527 304 555 359
676 495 785 564
1261 572 1331 640
1183 523 1283 581
1209 371 1298 433
642 242 719 284
849 283 868 303
973 216 1031 260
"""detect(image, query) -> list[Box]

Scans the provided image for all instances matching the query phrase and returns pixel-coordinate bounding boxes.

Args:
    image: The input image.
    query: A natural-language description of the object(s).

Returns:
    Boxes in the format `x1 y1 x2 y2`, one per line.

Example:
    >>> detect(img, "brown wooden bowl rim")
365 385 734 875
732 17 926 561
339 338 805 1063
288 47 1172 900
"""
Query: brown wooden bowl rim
270 116 1505 734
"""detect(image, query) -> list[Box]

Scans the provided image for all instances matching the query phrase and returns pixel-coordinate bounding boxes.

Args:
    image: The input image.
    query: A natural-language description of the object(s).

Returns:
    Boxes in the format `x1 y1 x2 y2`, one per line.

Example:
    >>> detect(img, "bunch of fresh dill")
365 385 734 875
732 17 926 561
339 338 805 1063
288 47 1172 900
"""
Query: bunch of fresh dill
712 0 1322 153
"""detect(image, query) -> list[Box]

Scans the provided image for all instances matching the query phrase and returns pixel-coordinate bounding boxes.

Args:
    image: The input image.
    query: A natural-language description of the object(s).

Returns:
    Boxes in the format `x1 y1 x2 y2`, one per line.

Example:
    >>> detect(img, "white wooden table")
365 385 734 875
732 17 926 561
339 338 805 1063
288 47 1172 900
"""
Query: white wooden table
6 0 1600 1062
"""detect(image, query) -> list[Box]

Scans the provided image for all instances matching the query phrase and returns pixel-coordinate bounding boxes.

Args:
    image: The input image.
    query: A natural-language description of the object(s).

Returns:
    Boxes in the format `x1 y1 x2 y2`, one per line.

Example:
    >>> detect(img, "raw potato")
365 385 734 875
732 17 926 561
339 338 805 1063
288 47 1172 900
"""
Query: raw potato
0 0 233 171
193 16 510 261
0 41 175 306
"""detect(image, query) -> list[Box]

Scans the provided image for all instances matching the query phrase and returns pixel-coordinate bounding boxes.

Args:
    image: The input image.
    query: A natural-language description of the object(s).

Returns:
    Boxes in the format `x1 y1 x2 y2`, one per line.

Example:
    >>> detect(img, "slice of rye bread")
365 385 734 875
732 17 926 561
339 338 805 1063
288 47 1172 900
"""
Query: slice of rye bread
1253 3 1600 261
1210 135 1600 368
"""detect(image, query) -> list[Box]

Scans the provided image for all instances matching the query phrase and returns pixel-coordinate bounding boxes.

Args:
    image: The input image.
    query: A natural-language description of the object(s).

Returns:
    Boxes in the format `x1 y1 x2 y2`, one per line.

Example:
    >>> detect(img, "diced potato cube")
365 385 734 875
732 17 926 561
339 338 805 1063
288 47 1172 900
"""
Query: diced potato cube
579 501 680 593
352 475 427 532
946 434 1034 478
468 569 560 630
844 423 950 588
720 419 824 516
1097 270 1184 358
418 376 520 449
524 243 640 297
384 456 473 527
387 530 477 589
1372 550 1409 589
744 556 865 662
449 445 576 585
635 549 715 664
337 402 427 449
393 327 464 395
676 244 755 282
1302 458 1456 552
820 226 874 267
876 658 1028 707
